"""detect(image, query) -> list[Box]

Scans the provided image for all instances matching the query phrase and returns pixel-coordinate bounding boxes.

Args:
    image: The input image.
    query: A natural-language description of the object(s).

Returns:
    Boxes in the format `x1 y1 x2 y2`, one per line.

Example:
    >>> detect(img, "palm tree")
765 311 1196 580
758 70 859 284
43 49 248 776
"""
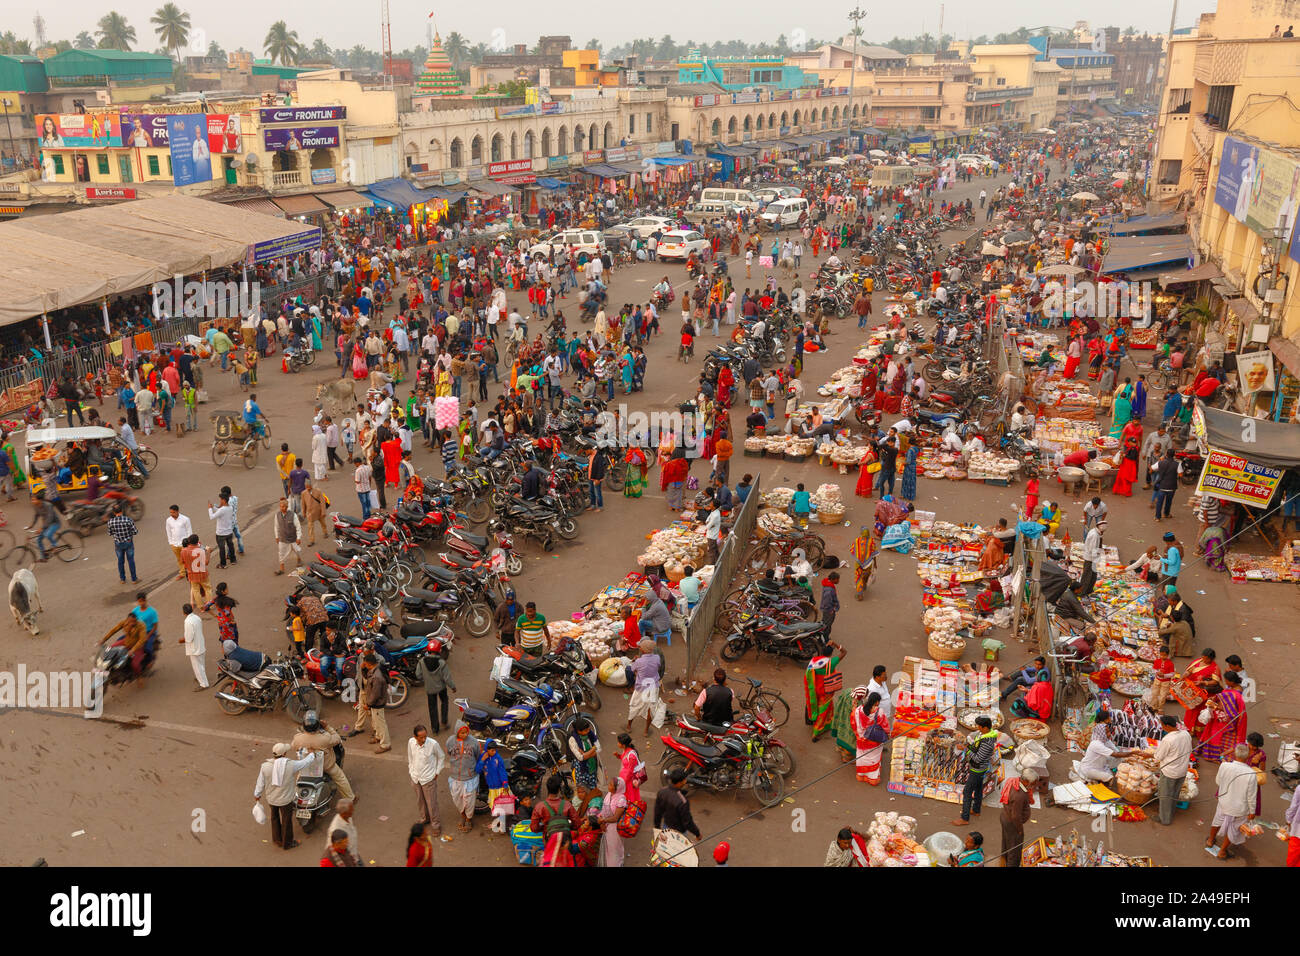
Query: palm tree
348 44 368 69
307 38 332 63
443 31 467 69
468 42 487 65
96 12 137 51
74 30 95 49
207 39 224 60
150 4 191 61
263 21 303 65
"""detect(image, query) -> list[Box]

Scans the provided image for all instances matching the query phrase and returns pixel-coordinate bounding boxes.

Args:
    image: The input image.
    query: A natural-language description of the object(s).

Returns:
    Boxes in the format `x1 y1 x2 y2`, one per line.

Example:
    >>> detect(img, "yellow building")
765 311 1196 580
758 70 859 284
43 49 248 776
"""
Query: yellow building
560 50 620 87
969 44 1061 131
1152 0 1300 418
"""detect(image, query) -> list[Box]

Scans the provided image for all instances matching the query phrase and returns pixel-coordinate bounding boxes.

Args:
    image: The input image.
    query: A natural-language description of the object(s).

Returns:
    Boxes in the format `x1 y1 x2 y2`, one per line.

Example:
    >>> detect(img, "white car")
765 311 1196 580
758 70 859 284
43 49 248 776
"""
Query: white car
528 229 604 259
656 229 710 261
617 216 673 239
752 184 803 202
956 153 995 169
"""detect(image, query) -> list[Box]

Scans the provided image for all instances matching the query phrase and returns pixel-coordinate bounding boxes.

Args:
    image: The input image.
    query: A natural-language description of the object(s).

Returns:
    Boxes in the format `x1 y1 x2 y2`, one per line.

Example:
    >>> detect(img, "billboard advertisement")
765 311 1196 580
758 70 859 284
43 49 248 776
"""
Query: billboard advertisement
168 114 212 187
263 126 340 151
1213 136 1257 223
120 114 242 153
1244 148 1300 237
36 113 122 149
258 106 346 123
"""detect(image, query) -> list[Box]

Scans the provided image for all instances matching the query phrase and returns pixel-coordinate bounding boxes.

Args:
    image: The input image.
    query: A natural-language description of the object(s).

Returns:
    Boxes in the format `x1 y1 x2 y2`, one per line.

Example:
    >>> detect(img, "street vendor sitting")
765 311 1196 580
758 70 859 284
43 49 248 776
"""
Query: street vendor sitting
977 533 1006 575
1009 671 1053 721
975 578 1005 615
1035 500 1063 536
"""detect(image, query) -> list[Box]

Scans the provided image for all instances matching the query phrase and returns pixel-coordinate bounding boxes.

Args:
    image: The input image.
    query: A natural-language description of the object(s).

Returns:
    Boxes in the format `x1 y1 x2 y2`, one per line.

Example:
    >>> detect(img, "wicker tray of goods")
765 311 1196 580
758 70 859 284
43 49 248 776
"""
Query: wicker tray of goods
811 484 845 524
927 629 967 662
922 606 966 634
1114 758 1159 805
966 452 1021 481
1011 718 1050 741
1111 678 1148 697
762 487 795 511
757 511 795 536
958 708 1004 730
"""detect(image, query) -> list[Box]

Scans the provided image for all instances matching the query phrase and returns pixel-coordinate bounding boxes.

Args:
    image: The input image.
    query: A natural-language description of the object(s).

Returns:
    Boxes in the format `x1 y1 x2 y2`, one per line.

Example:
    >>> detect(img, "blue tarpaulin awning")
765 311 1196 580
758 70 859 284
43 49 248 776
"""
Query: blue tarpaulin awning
651 156 691 166
581 163 630 178
534 177 568 189
1100 234 1194 274
365 177 441 211
1102 212 1187 235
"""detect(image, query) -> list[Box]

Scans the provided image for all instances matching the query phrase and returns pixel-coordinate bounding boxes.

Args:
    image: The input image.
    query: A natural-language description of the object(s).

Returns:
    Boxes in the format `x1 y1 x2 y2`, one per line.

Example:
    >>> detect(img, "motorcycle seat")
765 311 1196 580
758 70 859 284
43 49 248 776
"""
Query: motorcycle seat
342 528 379 544
753 579 786 596
316 552 353 568
384 634 429 653
675 737 724 760
420 563 459 585
452 529 488 549
775 621 822 636
309 562 342 580
463 701 519 722
402 586 445 604
509 652 550 673
497 677 545 700
395 505 426 523
299 576 333 595
439 551 478 570
336 515 366 527
683 717 732 736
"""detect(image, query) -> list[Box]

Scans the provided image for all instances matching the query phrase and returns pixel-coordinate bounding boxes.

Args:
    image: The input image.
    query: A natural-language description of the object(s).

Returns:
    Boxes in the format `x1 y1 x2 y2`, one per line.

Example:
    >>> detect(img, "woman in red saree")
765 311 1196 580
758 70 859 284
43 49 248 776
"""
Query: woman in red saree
1086 336 1105 379
715 363 735 408
854 446 878 498
851 693 890 785
1181 651 1222 734
1063 336 1082 379
1199 670 1247 763
1111 419 1143 496
350 341 367 380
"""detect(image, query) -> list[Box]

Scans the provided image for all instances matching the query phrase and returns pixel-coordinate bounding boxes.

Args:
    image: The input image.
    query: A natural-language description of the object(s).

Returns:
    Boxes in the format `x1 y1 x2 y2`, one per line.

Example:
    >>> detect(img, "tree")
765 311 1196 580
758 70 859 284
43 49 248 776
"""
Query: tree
263 20 303 65
0 33 33 55
307 38 332 63
655 35 677 60
443 31 467 69
584 38 602 53
207 39 224 60
150 3 191 60
74 30 95 49
52 39 72 53
96 12 137 50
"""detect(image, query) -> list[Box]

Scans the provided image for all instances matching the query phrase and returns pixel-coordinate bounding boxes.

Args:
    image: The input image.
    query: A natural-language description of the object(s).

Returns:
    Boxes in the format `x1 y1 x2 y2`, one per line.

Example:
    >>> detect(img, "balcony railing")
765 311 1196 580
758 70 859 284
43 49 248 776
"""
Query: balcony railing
271 170 304 189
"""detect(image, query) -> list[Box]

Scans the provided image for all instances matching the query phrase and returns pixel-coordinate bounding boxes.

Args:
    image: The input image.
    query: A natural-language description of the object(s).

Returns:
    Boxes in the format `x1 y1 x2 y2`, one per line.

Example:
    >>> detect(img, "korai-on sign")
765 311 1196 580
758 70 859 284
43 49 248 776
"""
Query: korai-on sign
1195 448 1284 507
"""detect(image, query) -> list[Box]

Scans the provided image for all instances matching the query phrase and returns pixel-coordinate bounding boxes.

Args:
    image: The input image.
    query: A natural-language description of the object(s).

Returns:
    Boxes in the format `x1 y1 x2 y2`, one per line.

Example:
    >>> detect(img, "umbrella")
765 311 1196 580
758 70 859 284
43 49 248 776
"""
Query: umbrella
981 241 1008 257
826 156 847 166
847 153 866 160
776 158 797 166
1037 264 1084 277
1035 127 1057 134
868 149 889 158
1071 191 1100 201
1003 230 1032 245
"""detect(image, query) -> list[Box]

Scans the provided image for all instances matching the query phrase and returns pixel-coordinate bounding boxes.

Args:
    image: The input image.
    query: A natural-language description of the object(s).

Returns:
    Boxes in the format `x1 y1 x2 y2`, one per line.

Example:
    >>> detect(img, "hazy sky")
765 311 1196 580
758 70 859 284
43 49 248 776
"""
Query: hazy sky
6 0 1217 54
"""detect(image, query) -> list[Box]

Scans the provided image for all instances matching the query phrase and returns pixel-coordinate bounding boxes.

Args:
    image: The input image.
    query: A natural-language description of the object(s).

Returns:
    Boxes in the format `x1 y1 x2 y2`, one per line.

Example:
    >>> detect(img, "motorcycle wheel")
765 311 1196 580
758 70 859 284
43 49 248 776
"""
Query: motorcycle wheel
772 347 787 365
283 685 322 723
720 635 751 661
213 678 248 715
541 725 568 765
580 680 603 712
464 601 494 637
299 814 317 834
303 349 316 366
505 551 524 577
465 497 492 525
126 471 145 489
763 743 796 777
751 765 785 807
385 673 410 708
923 363 944 384
125 498 146 521
660 754 692 790
605 469 625 492
541 535 555 552
393 560 416 588
379 575 400 602
557 517 579 540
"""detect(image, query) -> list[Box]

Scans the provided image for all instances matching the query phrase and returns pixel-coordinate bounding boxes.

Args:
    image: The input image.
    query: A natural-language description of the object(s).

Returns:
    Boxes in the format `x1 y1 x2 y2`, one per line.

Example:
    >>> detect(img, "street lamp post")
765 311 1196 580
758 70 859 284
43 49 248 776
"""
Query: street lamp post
848 6 866 138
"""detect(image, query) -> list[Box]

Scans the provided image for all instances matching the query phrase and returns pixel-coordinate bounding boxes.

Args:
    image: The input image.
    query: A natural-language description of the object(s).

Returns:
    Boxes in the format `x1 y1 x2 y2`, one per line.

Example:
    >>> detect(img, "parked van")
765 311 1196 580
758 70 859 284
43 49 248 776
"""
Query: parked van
760 197 809 229
699 187 759 211
869 165 915 188
682 200 743 224
528 229 605 259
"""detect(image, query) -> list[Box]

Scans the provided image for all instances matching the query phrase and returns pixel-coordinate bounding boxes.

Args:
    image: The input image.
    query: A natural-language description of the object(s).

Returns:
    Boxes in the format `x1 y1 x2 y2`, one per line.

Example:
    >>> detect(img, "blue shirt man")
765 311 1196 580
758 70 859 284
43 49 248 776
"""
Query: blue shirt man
1161 391 1183 421
356 294 372 317
242 397 263 425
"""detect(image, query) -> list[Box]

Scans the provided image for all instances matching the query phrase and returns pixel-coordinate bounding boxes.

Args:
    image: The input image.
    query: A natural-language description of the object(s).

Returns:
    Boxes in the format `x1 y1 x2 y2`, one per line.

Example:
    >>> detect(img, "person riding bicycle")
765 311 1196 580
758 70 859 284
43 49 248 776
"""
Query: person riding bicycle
31 489 62 561
242 393 269 440
679 322 695 360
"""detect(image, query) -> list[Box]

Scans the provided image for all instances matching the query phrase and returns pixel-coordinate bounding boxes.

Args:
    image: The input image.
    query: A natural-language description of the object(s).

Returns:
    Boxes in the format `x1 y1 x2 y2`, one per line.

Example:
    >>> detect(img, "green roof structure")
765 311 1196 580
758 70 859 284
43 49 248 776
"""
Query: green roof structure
415 34 463 97
0 54 49 93
43 49 173 85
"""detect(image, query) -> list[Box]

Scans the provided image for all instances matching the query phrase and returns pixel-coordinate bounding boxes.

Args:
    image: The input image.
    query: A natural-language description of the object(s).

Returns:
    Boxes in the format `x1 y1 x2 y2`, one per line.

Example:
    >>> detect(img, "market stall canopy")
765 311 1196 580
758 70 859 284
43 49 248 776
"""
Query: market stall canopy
1002 230 1032 245
825 156 847 166
272 194 329 217
0 195 319 327
365 177 442 211
1037 264 1085 277
316 189 374 211
1155 261 1222 286
1100 233 1194 273
1036 127 1057 134
580 163 630 178
868 149 889 158
468 180 518 197
1104 211 1186 235
1070 191 1100 201
776 158 798 166
222 197 285 218
532 177 569 190
1197 401 1300 469
981 240 1008 257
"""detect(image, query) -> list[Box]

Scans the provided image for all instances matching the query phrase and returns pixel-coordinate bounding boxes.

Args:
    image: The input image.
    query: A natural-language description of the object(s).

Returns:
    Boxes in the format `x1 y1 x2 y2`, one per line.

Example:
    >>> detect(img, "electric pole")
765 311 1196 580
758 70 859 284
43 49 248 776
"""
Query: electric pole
848 6 866 134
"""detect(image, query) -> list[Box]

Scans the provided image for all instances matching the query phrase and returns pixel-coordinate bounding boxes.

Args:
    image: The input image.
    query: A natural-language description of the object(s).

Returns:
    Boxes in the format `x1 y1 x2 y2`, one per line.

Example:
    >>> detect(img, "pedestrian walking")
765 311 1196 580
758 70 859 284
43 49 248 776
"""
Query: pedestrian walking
1000 768 1036 867
1153 714 1192 825
353 456 373 519
254 742 314 850
106 504 139 584
220 485 246 555
952 716 998 827
311 427 329 481
179 534 214 610
273 497 303 575
445 723 482 833
179 602 209 689
407 725 446 838
416 648 456 734
165 504 193 580
819 571 841 638
302 481 330 546
348 654 390 752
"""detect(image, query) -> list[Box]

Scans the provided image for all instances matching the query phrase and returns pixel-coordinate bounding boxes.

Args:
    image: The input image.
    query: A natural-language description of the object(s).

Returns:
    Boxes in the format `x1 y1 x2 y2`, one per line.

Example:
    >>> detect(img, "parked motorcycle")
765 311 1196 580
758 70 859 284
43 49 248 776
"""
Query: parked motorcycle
719 613 829 663
675 708 794 776
657 733 784 807
212 654 321 721
68 488 146 535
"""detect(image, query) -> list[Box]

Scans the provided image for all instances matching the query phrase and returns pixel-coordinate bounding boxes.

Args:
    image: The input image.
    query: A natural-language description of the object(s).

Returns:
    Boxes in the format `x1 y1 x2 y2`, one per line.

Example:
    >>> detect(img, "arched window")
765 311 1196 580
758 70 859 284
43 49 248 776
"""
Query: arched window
711 118 721 137
574 125 585 150
727 116 737 134
449 138 463 167
589 123 598 148
821 107 829 125
743 115 752 132
792 109 800 127
510 132 518 160
602 122 613 148
558 126 568 155
832 106 840 124
490 133 503 162
523 130 534 158
769 112 776 129
541 127 552 157
756 114 764 130
470 135 483 163
273 150 298 171
781 111 789 128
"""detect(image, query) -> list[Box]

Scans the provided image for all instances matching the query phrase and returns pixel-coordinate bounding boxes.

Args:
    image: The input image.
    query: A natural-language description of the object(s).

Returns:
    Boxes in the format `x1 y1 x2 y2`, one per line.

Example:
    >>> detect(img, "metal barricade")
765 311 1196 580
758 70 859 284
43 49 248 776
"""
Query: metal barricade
684 473 764 680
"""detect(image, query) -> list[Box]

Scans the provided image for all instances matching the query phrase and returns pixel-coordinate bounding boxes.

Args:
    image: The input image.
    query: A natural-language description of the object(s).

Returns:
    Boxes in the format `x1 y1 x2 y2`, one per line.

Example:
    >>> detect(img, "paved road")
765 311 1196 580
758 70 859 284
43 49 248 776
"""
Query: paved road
1 166 1293 867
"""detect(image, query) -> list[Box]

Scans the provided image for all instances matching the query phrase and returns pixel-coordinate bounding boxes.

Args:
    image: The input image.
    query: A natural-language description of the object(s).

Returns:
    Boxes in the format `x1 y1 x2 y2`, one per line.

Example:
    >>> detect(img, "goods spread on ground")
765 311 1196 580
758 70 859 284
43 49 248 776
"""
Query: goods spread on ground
742 433 818 459
1225 551 1300 583
637 519 707 573
859 811 933 867
1029 373 1103 420
965 451 1021 482
1034 418 1102 456
888 722 1007 805
1020 831 1153 867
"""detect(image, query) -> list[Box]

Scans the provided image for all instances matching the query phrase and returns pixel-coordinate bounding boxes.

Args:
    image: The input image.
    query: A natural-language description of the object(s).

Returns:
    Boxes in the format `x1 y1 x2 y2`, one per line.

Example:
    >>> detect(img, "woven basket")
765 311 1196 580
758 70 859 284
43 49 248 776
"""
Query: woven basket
928 636 966 661
817 508 845 525
1115 782 1156 806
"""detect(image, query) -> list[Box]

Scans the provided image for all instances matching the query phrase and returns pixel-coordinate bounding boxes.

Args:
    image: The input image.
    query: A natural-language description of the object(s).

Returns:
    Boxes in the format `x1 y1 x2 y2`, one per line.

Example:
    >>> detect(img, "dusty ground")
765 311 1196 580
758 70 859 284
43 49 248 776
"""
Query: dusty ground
1 164 1295 868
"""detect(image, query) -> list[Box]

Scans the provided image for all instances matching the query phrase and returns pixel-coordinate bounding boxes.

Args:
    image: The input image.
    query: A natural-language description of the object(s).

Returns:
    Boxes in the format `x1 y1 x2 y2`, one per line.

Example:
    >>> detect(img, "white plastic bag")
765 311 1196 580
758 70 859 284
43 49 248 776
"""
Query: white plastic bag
252 801 267 825
651 697 667 728
489 654 513 682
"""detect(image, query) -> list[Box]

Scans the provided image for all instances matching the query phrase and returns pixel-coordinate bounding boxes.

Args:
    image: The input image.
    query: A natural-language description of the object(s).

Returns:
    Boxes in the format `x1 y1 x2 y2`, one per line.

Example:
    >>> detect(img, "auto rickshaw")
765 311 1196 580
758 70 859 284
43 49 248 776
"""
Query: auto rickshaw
23 425 144 496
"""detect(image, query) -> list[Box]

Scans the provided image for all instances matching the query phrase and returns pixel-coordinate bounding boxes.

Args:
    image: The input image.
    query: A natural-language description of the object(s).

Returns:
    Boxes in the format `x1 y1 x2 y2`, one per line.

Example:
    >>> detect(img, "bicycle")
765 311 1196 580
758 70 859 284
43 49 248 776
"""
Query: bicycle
735 675 790 728
8 525 85 571
0 508 15 560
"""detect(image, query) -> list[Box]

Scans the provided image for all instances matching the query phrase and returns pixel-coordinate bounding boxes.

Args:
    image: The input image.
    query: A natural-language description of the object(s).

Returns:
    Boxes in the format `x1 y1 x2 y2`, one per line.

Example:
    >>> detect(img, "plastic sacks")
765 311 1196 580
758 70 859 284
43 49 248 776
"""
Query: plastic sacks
881 521 914 554
433 396 459 429
598 656 632 686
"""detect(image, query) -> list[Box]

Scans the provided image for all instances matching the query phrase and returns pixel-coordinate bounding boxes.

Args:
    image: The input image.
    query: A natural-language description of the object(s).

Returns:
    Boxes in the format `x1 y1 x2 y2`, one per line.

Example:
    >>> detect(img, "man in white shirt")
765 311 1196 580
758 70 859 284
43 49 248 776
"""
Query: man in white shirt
867 664 893 719
179 602 208 689
254 742 316 849
165 505 193 580
207 493 237 568
703 501 723 565
408 724 448 837
1079 519 1106 596
1152 714 1192 825
1207 744 1259 859
1072 730 1138 784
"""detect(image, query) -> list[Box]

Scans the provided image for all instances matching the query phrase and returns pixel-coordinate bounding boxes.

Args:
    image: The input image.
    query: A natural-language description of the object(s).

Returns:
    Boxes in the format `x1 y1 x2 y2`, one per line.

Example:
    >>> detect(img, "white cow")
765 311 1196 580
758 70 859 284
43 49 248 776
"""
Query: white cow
9 567 43 635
